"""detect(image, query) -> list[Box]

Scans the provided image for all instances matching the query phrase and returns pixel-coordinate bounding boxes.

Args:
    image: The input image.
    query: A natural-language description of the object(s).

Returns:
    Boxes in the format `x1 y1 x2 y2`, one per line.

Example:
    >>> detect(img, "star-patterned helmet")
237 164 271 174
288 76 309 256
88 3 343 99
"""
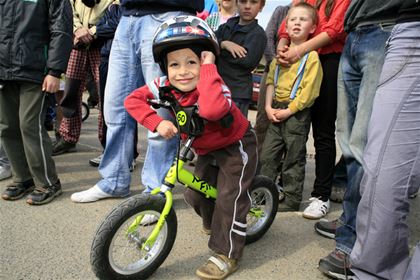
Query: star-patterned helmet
152 15 220 72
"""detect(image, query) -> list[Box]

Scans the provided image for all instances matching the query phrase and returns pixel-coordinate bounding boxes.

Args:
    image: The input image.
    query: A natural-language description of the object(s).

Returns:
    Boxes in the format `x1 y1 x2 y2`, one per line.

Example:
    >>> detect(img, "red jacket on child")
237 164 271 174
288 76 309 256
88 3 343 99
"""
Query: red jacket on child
124 64 250 155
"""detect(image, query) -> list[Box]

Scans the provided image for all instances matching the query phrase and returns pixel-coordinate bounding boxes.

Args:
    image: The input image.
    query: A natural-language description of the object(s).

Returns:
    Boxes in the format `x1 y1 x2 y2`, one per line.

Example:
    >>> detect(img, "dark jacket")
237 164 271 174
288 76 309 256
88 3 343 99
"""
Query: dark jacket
397 0 420 23
216 17 267 100
0 0 73 84
96 3 122 58
121 0 203 16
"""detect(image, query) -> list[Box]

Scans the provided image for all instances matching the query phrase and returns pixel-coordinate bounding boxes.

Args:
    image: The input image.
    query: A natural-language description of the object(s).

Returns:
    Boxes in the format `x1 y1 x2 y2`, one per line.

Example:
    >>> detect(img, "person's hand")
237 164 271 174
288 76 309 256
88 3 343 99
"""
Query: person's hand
266 106 282 123
42 75 60 93
276 45 302 66
74 27 93 45
156 120 178 139
276 45 290 67
273 108 293 122
221 41 247 58
201 51 216 64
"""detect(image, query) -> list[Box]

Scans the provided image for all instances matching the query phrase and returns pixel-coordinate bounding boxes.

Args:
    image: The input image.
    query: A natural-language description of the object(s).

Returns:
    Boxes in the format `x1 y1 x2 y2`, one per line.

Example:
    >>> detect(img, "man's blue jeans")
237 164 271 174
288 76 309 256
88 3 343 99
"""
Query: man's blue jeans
335 24 392 254
97 12 183 196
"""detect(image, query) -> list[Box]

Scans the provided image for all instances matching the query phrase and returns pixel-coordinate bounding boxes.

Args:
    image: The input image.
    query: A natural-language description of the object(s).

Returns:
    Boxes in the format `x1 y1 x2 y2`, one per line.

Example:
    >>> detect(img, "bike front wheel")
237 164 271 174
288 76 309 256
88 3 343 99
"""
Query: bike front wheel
246 175 279 244
90 194 177 280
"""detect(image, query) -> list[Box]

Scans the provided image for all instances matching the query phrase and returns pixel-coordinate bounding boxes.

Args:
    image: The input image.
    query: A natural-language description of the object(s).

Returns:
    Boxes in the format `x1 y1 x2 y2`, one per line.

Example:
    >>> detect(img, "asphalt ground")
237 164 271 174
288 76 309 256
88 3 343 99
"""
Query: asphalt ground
1 105 419 280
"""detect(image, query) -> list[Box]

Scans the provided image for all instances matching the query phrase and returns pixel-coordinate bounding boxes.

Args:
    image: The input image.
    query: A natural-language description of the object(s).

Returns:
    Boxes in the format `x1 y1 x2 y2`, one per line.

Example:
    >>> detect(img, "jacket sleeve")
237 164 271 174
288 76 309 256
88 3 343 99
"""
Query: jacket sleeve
288 51 323 113
96 4 122 39
47 0 74 77
124 84 164 132
71 0 83 32
221 28 267 71
264 6 289 63
196 64 232 121
321 0 350 43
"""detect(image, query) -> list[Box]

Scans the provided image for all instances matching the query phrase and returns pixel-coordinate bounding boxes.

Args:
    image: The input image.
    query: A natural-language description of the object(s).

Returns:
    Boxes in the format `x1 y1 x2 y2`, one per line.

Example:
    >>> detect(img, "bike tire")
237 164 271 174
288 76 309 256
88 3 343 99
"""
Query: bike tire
90 194 177 280
246 175 279 244
81 102 89 122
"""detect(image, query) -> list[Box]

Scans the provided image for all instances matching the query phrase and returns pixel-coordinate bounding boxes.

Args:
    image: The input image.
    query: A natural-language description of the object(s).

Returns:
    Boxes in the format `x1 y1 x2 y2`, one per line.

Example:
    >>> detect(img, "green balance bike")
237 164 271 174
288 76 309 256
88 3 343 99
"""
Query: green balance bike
90 88 279 279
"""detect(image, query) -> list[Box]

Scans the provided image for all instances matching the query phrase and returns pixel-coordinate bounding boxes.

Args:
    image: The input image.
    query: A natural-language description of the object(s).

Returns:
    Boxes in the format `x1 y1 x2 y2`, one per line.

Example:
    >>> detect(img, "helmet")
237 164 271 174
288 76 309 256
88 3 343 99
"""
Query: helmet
152 15 219 72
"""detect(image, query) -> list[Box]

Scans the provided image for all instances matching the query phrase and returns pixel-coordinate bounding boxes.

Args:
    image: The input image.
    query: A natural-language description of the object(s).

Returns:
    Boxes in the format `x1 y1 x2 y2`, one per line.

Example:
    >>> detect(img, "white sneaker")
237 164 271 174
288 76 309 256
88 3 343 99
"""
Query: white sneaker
89 154 103 167
71 185 114 203
0 166 12 181
302 197 330 219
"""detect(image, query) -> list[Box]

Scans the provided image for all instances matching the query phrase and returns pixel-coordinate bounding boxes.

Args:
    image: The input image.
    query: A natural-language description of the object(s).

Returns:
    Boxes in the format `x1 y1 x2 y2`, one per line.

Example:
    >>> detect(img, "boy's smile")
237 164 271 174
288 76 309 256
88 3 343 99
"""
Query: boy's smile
167 48 201 92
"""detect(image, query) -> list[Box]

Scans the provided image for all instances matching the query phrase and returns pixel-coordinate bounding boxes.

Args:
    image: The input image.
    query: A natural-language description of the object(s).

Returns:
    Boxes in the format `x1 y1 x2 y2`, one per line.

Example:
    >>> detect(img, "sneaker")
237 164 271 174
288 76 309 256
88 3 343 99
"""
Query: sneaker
70 185 120 203
318 249 354 279
330 185 345 203
52 138 76 156
2 179 35 200
26 180 62 205
196 254 238 280
0 165 12 181
409 191 418 199
89 154 103 167
314 218 343 239
302 197 330 219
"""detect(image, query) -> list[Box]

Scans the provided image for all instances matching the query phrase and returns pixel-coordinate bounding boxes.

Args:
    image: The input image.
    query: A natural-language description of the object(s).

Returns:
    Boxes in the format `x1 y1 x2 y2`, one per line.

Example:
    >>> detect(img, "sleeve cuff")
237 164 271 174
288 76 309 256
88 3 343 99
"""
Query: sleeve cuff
48 69 62 78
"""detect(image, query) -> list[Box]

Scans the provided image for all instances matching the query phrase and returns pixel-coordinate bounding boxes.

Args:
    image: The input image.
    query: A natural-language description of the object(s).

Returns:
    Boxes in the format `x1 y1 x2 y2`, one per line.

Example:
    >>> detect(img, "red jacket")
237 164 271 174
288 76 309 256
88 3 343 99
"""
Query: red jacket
278 0 350 54
124 64 250 155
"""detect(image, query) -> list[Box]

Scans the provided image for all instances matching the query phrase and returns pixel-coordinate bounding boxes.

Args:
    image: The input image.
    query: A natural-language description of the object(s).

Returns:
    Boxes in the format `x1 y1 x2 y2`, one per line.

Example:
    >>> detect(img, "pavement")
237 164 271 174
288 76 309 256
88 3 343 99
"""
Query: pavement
1 105 419 280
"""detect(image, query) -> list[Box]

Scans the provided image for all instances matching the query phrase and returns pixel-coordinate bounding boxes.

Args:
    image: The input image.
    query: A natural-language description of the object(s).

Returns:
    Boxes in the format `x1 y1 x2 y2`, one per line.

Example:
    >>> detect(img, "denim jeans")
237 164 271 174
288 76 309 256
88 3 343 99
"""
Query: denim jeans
97 12 184 196
335 24 392 254
350 22 420 280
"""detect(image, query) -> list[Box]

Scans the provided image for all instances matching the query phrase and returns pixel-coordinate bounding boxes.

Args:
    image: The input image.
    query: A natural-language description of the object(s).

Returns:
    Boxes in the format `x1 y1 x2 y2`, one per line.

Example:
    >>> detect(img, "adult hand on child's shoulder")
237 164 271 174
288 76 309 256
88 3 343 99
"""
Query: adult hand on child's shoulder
276 45 291 67
221 41 247 58
156 120 178 139
201 51 216 65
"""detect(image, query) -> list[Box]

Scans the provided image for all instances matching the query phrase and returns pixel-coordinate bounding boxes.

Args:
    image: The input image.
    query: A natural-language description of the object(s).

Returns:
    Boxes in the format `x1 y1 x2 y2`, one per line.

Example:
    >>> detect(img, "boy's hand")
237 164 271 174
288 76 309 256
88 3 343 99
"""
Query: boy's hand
266 107 281 123
156 120 178 139
221 41 247 58
274 108 293 122
201 51 216 64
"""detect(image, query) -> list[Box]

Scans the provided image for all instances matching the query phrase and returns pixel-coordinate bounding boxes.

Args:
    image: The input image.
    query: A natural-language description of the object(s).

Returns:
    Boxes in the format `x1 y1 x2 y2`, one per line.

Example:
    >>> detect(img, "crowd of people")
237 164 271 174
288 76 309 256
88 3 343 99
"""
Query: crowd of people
0 0 419 279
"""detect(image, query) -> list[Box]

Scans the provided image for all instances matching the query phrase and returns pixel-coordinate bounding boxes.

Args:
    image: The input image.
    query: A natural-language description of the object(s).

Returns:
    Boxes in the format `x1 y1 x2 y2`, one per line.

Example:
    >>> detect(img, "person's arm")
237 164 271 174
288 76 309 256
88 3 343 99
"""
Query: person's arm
196 52 232 121
43 0 73 93
264 60 281 122
265 5 289 62
287 52 323 113
220 29 267 71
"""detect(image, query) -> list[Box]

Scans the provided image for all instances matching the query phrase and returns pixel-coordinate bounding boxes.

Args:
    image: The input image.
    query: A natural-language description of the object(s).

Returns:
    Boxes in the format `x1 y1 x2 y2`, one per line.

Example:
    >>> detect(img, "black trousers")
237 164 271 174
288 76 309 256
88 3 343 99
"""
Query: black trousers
310 53 341 200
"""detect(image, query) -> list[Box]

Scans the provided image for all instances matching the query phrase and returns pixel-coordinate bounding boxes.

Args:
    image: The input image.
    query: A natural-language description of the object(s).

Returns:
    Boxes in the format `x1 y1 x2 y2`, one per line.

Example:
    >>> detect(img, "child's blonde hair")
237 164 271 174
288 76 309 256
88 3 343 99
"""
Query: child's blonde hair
287 2 319 26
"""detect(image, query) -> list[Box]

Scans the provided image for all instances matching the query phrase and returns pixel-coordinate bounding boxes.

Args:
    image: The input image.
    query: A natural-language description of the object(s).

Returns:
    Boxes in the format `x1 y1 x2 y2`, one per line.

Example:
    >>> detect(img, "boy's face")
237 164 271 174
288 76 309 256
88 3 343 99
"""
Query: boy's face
237 0 262 25
167 48 201 93
286 7 317 44
220 0 236 11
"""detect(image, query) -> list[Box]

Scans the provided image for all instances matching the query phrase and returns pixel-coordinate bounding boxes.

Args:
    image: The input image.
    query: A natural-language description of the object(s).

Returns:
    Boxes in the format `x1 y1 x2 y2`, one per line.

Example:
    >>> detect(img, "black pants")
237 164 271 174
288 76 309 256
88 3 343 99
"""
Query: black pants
310 53 341 200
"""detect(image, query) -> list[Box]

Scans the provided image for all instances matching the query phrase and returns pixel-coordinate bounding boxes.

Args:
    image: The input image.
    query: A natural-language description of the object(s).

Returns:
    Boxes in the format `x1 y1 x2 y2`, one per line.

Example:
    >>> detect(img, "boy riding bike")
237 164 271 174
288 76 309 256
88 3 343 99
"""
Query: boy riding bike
124 16 257 280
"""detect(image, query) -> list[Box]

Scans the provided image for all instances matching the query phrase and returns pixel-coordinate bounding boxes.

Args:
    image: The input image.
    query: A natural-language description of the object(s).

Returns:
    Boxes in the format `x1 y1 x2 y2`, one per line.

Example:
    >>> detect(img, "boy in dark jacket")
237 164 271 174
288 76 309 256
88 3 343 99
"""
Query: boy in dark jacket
216 0 267 117
125 16 257 280
0 0 73 205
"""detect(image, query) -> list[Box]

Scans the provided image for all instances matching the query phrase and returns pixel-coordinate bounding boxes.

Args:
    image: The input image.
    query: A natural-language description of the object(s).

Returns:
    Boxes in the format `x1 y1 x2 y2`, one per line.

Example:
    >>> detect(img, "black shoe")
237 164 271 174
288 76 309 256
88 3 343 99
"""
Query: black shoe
52 138 76 156
1 179 35 200
318 249 354 279
330 185 345 203
314 218 343 239
26 180 62 205
277 200 300 212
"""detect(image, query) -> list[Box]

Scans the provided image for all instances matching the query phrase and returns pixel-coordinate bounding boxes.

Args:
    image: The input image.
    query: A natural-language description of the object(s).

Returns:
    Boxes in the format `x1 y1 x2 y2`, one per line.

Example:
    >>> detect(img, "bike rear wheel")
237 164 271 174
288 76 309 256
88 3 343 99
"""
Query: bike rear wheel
90 194 177 280
246 175 278 244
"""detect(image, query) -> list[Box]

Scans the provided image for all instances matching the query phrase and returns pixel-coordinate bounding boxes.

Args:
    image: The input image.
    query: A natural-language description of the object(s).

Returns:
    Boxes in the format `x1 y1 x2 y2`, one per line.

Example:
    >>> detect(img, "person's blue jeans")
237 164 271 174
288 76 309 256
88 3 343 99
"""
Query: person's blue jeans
97 12 184 196
335 24 392 254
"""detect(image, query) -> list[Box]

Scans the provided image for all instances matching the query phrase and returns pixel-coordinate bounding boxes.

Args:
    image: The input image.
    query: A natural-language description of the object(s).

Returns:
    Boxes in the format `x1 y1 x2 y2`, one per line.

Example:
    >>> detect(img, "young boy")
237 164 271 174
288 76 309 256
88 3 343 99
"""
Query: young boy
260 2 323 212
215 0 267 117
124 16 257 280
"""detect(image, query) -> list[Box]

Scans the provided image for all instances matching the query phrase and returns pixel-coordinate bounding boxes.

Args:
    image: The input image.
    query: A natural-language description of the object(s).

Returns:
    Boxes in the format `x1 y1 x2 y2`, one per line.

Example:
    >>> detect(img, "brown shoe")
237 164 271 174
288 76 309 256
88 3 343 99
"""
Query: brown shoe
196 254 238 280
